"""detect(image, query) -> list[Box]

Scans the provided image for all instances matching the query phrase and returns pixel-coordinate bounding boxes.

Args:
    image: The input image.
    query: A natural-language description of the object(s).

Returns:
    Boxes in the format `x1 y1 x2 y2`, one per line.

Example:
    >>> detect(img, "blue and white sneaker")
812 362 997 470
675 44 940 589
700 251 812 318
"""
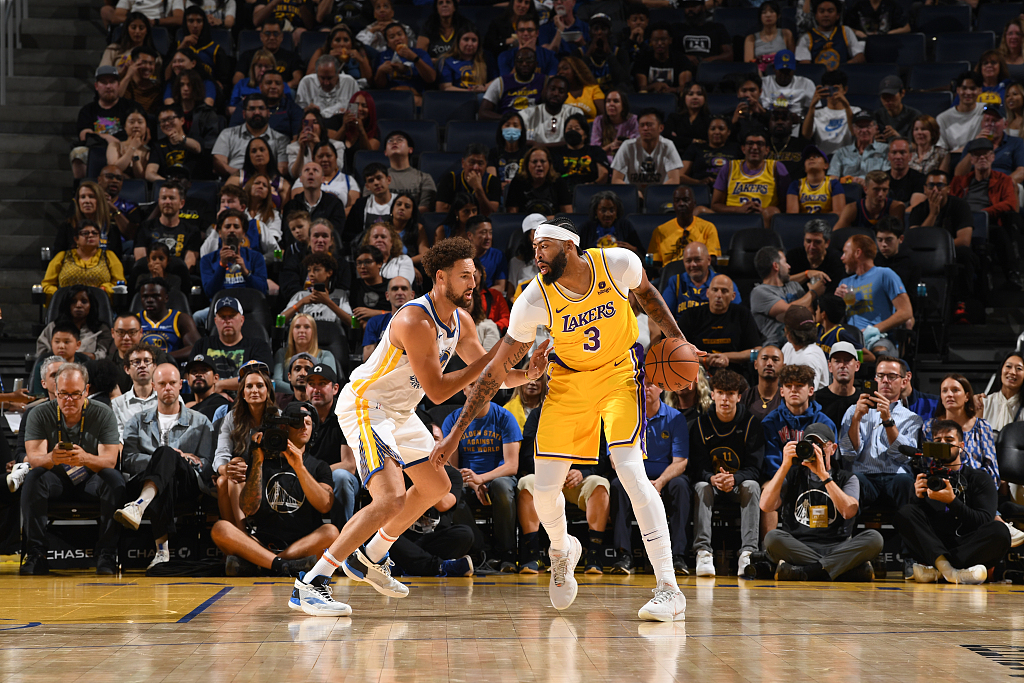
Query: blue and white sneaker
295 573 353 617
439 555 474 577
288 573 304 611
342 546 410 598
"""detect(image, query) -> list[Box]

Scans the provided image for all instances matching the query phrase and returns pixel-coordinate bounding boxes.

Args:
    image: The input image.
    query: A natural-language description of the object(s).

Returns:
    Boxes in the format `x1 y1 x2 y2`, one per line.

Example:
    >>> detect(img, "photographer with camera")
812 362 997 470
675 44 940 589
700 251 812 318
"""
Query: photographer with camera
753 423 882 581
211 399 337 577
894 420 1011 584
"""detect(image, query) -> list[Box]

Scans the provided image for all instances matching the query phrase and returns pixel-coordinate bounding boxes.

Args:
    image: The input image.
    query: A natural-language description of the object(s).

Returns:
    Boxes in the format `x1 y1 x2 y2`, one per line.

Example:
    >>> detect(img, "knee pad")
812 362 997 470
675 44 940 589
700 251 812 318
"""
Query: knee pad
612 452 653 508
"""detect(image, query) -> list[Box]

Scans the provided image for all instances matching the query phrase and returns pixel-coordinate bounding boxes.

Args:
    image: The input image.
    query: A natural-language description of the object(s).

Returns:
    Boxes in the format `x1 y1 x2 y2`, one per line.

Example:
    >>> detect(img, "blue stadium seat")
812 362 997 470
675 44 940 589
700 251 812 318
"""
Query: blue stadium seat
771 213 838 252
460 5 503 33
864 33 926 65
211 28 234 56
299 31 325 66
237 29 292 56
692 184 710 208
151 26 170 56
627 214 667 253
972 211 989 252
934 32 995 64
843 183 863 204
712 7 760 39
702 214 763 253
846 94 878 112
489 213 525 253
352 150 388 179
914 5 972 35
445 120 499 152
780 6 797 32
418 152 463 185
644 184 678 214
695 63 758 91
707 94 737 116
976 3 1022 35
421 212 445 238
1010 63 1024 82
394 4 430 29
907 62 970 91
794 63 825 84
379 120 440 154
903 91 952 117
572 184 638 215
421 91 479 130
120 179 148 205
370 90 417 116
188 180 219 210
629 93 677 118
844 64 900 96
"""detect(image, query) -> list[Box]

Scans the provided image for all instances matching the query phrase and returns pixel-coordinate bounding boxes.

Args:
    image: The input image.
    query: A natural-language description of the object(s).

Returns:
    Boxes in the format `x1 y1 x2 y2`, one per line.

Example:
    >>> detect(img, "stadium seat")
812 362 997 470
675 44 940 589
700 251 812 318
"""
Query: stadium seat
489 214 522 256
422 212 445 239
842 183 863 204
352 150 388 179
692 184 710 208
572 184 638 215
971 210 989 252
237 29 292 56
728 227 783 281
627 213 667 253
903 226 954 349
997 422 1024 485
976 3 1022 35
907 62 971 92
934 32 995 65
187 180 219 209
702 214 763 255
379 120 440 154
460 5 504 33
369 91 417 117
210 28 234 56
771 213 839 252
707 94 737 116
120 179 148 205
914 5 972 36
695 63 758 91
393 4 430 29
299 31 325 65
210 288 272 342
713 7 760 37
658 257 686 292
1010 63 1024 82
903 91 952 118
864 33 926 65
421 91 479 130
445 120 499 152
831 226 874 253
418 152 463 185
843 64 900 96
629 93 677 117
846 94 878 112
129 289 192 317
315 319 349 377
46 287 114 327
151 26 170 56
794 63 826 83
645 184 677 214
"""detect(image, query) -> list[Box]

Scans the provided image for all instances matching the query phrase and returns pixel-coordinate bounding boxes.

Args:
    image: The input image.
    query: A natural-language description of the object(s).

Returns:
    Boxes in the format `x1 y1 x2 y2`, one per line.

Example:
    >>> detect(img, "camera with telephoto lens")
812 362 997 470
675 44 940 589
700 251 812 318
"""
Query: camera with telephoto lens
795 440 818 462
256 415 306 458
908 442 956 491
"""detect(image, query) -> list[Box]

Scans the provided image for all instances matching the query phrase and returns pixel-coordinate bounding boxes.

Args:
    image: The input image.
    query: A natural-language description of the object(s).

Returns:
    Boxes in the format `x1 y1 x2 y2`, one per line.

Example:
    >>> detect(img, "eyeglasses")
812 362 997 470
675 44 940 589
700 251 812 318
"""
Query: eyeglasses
77 231 99 237
158 117 180 124
57 391 84 401
129 359 154 368
355 259 376 266
517 27 537 33
744 141 766 147
875 372 903 382
925 182 946 188
113 329 139 338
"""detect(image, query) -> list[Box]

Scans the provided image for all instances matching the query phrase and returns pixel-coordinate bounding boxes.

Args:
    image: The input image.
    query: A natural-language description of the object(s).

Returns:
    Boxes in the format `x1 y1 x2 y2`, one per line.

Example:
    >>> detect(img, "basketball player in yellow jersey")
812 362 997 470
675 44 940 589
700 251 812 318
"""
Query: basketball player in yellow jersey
292 237 549 616
431 217 704 622
710 129 790 228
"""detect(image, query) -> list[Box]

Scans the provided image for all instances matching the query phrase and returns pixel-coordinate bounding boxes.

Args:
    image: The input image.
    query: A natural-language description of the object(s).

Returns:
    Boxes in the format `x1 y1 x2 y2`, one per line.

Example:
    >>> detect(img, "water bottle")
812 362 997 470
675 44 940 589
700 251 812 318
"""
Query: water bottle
916 282 927 299
644 253 654 268
275 314 287 328
351 315 359 330
273 248 283 261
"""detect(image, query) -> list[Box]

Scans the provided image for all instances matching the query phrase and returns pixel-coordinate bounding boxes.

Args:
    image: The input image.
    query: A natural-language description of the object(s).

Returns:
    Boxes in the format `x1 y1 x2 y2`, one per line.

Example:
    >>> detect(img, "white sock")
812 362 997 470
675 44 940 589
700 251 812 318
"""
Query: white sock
155 538 168 554
303 549 342 583
365 528 398 564
611 447 678 590
136 482 157 514
534 460 572 552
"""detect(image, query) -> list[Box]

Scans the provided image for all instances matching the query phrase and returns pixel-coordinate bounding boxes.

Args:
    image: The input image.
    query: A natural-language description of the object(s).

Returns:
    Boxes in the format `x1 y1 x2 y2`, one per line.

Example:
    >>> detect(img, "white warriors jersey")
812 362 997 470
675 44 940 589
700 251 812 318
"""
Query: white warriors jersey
343 293 461 413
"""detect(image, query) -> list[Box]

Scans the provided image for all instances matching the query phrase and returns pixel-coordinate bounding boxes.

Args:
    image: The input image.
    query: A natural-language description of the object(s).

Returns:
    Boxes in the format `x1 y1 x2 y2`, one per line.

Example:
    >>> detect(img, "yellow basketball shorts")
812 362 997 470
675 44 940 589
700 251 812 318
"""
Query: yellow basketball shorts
535 343 646 464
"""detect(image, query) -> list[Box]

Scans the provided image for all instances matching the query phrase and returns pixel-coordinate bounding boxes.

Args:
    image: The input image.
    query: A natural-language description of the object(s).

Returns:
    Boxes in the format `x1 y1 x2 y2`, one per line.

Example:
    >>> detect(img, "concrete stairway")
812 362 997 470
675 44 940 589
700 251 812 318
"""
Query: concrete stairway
0 0 105 335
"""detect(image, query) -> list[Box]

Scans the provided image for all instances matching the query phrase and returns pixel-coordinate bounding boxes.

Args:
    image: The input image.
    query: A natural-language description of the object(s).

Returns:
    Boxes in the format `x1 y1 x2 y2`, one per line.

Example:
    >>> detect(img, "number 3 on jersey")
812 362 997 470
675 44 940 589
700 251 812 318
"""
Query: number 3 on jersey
583 326 601 352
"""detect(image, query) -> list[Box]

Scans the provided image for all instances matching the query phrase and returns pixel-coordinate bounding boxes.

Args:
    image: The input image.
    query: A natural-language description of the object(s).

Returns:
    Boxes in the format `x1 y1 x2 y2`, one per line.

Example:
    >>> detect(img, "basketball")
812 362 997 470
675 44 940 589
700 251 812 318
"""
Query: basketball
645 338 700 391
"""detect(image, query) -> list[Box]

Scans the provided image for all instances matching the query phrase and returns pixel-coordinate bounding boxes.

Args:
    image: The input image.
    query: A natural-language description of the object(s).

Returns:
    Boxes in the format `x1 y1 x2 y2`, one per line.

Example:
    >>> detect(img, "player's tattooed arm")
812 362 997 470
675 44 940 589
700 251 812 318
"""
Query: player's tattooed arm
240 450 264 517
501 335 531 373
634 276 686 340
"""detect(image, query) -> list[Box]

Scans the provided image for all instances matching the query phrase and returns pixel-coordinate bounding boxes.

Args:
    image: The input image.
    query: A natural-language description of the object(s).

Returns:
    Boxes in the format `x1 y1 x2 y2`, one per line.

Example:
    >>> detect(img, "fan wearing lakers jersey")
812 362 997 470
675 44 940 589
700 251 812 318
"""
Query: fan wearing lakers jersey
431 217 703 623
786 147 845 216
711 129 790 228
291 237 549 617
138 277 200 360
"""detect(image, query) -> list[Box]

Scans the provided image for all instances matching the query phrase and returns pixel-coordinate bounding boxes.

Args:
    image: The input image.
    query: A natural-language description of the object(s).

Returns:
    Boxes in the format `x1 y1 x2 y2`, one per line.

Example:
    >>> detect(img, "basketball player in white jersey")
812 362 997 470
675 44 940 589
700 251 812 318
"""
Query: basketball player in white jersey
292 237 549 616
432 218 702 622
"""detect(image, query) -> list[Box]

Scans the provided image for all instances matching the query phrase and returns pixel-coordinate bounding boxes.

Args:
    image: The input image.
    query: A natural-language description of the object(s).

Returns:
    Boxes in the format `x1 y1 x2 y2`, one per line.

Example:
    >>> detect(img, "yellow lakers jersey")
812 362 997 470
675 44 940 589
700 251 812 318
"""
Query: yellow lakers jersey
796 176 836 214
725 160 778 208
536 249 639 372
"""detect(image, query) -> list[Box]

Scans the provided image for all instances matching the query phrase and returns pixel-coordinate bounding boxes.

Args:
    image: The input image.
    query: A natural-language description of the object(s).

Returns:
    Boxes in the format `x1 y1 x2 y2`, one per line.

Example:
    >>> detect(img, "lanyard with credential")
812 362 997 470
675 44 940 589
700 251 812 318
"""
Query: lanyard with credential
56 402 90 485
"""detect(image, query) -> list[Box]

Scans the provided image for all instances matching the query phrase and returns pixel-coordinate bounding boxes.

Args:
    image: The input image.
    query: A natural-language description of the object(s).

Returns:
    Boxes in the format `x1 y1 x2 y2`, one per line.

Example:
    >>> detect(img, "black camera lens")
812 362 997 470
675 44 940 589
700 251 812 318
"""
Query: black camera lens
926 475 946 491
795 441 817 462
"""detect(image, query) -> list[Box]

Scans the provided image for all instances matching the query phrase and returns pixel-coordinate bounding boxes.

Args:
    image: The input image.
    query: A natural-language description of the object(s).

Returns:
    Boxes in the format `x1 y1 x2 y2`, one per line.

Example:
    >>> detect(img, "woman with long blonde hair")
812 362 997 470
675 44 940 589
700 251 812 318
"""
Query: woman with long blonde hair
272 313 339 393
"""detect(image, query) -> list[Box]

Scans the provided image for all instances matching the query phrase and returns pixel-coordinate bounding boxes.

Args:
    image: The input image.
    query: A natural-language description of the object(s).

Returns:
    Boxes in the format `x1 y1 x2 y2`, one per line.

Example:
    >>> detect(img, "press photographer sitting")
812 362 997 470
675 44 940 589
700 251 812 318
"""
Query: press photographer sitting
754 423 883 582
894 420 1011 584
210 400 337 577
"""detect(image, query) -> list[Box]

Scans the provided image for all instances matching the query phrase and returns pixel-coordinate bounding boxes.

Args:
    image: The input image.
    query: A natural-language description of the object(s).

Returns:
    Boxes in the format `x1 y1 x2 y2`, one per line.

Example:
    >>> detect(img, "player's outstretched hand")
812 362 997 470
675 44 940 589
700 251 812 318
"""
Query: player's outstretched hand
526 339 551 380
681 339 707 358
429 434 459 470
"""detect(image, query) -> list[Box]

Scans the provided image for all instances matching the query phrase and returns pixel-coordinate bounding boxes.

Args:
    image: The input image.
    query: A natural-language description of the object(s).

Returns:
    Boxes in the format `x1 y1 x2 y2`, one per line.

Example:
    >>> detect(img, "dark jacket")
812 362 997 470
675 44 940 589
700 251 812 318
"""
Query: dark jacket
689 403 764 486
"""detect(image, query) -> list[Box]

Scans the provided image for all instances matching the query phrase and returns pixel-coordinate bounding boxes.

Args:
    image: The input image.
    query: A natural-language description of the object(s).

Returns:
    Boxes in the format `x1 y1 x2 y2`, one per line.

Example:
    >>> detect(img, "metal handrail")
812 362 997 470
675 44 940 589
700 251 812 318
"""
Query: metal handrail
0 0 26 106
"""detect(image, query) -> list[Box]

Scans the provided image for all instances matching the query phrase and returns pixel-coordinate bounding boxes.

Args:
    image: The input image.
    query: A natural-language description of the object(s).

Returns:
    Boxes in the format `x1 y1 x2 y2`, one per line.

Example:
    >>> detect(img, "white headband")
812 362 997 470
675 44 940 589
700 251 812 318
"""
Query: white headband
534 223 580 246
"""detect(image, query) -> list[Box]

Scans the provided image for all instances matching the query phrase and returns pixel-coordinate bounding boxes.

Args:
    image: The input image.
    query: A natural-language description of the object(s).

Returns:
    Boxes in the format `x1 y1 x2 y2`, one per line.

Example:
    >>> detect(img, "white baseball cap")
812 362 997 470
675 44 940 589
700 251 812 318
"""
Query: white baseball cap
522 213 546 233
829 341 858 359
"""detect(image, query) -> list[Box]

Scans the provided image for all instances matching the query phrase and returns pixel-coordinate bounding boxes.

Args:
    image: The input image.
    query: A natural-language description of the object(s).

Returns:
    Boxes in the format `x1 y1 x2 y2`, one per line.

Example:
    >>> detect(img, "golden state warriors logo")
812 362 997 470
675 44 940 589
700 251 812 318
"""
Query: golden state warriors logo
814 46 840 71
711 446 740 474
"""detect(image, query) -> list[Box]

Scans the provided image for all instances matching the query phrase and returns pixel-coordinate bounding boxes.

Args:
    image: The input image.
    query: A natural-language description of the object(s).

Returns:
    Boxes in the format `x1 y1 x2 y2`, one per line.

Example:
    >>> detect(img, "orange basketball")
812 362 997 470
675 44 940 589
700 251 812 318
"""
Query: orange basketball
645 338 700 391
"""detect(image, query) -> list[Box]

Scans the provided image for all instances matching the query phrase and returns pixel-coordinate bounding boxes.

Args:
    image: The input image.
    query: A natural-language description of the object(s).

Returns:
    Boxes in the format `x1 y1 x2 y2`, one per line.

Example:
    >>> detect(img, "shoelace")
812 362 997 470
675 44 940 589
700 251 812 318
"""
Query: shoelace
311 581 336 599
649 586 678 605
551 554 569 587
379 557 396 578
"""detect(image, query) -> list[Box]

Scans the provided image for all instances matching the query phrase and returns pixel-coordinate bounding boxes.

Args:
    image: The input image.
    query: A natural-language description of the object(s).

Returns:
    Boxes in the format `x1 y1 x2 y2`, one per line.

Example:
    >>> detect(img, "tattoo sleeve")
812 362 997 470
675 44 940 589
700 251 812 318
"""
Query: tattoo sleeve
635 281 685 340
453 335 530 438
240 457 263 516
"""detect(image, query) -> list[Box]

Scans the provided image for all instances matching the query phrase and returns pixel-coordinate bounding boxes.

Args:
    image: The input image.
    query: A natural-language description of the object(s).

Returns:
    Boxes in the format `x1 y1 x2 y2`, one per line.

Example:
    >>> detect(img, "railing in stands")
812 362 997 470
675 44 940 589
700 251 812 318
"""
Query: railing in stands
0 0 26 106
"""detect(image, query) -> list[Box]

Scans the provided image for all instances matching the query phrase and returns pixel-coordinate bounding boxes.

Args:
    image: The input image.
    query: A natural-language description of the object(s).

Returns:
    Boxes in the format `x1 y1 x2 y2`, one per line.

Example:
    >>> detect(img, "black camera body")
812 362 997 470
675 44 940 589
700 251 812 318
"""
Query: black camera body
795 440 818 462
257 415 305 458
909 442 956 492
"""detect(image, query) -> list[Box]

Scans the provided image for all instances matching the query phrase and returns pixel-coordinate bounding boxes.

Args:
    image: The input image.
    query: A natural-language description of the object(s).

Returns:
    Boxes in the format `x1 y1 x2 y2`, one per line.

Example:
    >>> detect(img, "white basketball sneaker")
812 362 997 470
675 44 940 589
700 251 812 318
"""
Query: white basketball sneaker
695 550 715 577
737 551 752 578
296 573 353 616
912 564 939 583
638 582 686 622
548 535 583 610
342 547 410 598
952 564 988 585
113 501 144 530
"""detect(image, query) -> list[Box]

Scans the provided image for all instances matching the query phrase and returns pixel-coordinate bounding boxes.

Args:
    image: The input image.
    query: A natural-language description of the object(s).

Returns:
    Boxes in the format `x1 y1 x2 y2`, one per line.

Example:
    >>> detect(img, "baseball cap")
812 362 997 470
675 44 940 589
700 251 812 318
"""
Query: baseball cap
801 145 827 162
783 304 815 330
852 110 874 124
95 65 120 80
306 363 340 384
522 213 547 233
186 353 215 373
237 359 270 379
878 75 904 96
964 137 994 155
590 12 612 25
288 352 316 371
829 341 858 360
215 296 244 315
803 422 836 445
983 103 1005 118
774 49 795 71
283 400 320 432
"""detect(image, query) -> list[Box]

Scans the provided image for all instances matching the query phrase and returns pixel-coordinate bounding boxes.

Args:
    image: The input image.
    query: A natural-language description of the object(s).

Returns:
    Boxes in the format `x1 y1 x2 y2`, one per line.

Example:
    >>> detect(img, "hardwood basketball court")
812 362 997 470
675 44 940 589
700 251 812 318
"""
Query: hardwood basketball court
2 557 1023 682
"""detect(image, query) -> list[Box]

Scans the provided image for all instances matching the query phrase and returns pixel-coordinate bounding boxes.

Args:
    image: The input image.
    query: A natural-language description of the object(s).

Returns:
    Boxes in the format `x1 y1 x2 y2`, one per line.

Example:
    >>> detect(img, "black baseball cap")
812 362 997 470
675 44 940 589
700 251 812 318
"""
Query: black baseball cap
283 400 320 432
186 353 215 373
306 363 339 384
803 422 836 445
